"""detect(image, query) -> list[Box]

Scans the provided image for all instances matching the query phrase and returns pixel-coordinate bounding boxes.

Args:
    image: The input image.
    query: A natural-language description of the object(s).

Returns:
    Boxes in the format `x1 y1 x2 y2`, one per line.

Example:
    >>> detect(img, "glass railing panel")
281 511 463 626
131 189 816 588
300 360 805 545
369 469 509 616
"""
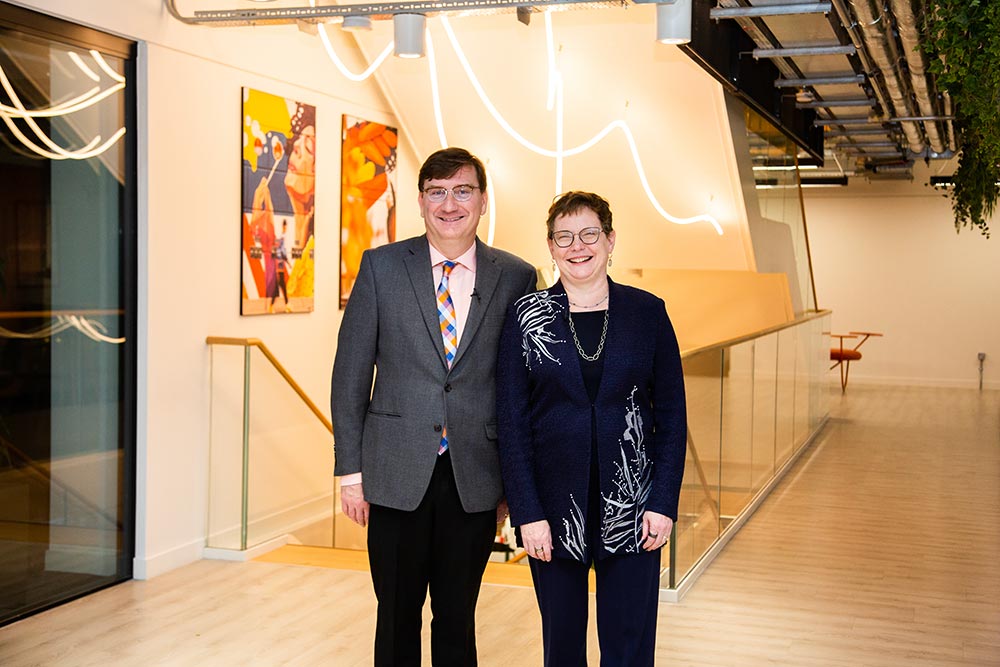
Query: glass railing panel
751 333 778 494
246 347 335 549
810 315 832 430
207 344 248 550
793 324 811 450
774 327 797 468
666 314 831 593
719 341 755 524
674 349 723 582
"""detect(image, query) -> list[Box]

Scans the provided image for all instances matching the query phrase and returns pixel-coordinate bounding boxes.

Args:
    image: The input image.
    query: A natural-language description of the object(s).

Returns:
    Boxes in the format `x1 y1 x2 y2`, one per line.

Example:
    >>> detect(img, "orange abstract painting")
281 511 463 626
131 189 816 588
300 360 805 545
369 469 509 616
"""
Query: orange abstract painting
340 116 397 307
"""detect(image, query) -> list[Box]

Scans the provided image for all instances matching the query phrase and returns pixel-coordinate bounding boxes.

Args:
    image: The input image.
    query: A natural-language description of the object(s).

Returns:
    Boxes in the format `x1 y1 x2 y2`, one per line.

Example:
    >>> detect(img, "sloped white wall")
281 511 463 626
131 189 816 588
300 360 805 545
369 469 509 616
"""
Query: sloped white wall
353 6 755 271
805 172 1000 389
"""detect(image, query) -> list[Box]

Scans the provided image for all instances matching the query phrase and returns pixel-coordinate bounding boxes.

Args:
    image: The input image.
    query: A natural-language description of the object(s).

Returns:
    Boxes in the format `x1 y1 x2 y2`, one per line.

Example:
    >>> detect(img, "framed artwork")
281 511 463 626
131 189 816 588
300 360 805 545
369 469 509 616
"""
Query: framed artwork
241 87 315 315
340 115 397 307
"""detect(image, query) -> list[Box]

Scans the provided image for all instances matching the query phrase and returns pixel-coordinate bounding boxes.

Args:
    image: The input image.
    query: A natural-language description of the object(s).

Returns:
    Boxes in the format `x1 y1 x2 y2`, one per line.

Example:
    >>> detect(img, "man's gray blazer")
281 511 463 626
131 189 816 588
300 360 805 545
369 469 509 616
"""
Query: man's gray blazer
331 235 537 513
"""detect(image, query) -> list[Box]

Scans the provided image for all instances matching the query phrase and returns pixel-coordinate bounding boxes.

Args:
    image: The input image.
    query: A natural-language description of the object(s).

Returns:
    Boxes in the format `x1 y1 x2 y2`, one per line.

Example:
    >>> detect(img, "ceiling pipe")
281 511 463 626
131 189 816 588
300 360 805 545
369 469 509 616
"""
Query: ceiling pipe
827 0 895 120
942 92 957 152
843 0 924 152
889 0 946 154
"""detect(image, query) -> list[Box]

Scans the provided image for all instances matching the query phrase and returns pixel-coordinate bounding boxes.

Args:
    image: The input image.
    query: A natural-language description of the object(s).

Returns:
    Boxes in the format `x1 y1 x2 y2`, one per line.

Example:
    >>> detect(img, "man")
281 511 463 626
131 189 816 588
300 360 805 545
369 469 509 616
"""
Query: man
331 147 537 666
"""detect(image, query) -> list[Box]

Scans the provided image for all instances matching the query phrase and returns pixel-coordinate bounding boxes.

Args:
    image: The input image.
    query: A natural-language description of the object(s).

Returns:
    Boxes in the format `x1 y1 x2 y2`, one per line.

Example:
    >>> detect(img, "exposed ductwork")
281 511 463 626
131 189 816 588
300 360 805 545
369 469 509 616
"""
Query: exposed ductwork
890 0 947 154
710 0 959 182
844 0 923 152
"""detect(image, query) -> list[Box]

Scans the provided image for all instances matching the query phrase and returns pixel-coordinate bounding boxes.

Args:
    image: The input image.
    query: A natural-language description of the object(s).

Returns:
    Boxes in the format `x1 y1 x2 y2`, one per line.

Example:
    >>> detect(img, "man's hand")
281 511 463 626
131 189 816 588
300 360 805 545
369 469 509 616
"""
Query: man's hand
341 482 370 527
496 498 509 525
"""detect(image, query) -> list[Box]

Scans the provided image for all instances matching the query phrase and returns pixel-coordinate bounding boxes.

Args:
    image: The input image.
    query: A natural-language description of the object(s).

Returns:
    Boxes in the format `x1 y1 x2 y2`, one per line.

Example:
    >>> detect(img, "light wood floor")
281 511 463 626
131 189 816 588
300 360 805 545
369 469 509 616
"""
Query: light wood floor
1 385 997 666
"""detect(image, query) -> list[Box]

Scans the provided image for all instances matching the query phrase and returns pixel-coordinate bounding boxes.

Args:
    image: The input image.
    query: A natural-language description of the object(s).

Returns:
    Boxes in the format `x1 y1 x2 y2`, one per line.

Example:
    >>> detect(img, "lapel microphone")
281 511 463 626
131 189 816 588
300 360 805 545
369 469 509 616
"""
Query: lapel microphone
471 289 481 302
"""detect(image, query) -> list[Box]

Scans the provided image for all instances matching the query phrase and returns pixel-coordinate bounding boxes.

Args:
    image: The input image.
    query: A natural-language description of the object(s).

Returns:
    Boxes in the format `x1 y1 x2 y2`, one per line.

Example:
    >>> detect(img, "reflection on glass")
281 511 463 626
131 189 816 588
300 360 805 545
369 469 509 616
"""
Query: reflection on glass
675 349 722 580
666 315 831 590
746 109 817 315
751 333 778 493
720 342 754 521
775 327 797 468
0 18 131 625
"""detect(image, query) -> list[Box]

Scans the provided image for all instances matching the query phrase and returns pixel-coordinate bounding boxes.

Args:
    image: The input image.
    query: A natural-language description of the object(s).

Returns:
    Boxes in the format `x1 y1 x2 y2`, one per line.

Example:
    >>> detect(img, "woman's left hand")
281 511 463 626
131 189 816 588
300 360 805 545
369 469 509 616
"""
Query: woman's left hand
641 511 673 551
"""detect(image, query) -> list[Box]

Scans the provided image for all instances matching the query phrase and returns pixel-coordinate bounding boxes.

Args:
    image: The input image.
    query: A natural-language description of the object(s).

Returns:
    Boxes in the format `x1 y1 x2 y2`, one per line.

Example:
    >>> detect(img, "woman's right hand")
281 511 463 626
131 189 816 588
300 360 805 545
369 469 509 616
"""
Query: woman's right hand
521 519 553 562
253 177 273 214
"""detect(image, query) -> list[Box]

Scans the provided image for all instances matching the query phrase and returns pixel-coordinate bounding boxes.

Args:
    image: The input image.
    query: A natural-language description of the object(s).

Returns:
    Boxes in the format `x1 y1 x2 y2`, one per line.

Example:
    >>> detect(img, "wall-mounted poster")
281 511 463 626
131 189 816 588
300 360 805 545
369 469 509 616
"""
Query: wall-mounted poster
241 87 315 315
340 115 397 307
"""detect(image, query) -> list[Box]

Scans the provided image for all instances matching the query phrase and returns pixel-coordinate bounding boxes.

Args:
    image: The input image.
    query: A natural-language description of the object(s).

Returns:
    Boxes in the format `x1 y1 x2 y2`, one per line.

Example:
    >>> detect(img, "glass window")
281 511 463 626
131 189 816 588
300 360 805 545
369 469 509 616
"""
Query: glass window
0 4 135 625
745 107 818 314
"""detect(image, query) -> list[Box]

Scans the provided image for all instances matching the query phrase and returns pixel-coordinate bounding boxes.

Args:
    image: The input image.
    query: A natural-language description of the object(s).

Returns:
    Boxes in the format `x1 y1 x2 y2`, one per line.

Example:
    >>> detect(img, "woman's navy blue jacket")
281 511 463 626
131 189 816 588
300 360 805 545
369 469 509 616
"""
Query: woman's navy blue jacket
497 278 687 562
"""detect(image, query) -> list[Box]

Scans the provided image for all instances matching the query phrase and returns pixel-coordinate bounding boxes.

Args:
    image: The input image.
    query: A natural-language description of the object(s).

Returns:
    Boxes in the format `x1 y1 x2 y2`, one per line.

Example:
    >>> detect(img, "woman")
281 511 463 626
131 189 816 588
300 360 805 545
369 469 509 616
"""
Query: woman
284 104 315 251
497 191 687 666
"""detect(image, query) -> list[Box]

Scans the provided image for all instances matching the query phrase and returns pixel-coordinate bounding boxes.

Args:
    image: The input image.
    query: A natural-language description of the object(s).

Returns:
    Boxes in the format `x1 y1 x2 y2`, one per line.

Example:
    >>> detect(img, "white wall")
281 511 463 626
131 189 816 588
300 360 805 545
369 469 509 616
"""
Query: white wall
352 6 756 272
10 0 414 578
805 172 1000 389
22 0 991 583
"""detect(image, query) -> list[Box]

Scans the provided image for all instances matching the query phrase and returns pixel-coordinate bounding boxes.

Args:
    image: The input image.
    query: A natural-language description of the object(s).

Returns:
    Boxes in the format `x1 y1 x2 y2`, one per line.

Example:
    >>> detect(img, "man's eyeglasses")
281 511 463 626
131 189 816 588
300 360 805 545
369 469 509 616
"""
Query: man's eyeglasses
421 185 480 203
550 227 604 248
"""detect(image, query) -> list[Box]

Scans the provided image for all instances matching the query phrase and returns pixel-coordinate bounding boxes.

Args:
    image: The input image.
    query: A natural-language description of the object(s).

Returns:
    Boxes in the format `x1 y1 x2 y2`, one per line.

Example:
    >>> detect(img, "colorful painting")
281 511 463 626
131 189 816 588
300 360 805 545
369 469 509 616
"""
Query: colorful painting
241 87 315 315
340 115 397 307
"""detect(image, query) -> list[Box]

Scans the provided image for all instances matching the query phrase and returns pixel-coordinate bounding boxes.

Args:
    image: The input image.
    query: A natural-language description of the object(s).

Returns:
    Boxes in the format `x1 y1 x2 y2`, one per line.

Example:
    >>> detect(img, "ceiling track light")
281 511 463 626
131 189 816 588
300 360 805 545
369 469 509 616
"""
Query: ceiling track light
341 15 373 31
654 0 692 45
393 13 426 58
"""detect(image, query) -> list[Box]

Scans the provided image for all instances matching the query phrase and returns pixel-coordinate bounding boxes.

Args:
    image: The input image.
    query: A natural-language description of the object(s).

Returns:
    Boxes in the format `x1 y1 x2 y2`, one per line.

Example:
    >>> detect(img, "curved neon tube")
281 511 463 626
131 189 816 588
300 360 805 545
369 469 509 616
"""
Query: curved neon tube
426 31 449 149
90 50 126 84
68 51 100 82
441 16 722 235
0 83 125 118
317 23 393 82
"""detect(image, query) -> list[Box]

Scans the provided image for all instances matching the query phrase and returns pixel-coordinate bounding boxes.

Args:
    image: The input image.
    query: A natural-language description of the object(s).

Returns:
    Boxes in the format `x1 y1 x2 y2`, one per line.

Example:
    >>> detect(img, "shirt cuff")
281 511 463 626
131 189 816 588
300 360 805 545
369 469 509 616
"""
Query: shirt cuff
338 472 363 487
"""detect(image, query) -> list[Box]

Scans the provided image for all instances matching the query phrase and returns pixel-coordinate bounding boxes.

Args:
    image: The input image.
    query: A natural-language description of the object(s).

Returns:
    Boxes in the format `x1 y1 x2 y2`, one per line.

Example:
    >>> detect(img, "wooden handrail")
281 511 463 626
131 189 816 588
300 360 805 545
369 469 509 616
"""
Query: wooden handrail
206 336 333 434
681 309 831 359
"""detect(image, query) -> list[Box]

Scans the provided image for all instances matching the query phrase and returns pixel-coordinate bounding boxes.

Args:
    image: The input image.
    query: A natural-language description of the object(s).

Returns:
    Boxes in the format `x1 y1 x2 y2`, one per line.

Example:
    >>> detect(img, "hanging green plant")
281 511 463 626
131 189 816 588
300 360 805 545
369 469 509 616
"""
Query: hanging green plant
924 0 1000 238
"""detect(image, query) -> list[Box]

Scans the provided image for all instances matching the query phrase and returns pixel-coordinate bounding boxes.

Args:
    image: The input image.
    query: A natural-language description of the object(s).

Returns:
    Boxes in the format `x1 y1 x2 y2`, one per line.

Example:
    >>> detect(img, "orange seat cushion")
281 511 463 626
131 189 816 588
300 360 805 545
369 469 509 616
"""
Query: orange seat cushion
830 348 862 362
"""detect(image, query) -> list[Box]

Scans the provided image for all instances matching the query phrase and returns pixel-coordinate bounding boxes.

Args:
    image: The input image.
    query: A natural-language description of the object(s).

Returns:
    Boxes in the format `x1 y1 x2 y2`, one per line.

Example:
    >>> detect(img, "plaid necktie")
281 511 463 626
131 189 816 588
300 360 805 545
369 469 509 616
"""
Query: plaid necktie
437 261 457 454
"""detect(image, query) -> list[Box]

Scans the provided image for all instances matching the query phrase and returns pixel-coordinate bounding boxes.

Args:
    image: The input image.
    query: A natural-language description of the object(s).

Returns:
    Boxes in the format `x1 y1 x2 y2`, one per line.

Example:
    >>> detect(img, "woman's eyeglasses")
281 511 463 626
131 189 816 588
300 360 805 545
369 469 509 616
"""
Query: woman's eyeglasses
421 185 480 203
550 227 603 248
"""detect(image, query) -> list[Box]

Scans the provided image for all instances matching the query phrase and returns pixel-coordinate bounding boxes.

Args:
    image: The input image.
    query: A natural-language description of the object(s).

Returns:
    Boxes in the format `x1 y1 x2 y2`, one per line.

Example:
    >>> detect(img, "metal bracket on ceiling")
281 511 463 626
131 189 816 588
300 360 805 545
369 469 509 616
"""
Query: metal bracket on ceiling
710 2 832 19
165 0 624 25
775 74 865 87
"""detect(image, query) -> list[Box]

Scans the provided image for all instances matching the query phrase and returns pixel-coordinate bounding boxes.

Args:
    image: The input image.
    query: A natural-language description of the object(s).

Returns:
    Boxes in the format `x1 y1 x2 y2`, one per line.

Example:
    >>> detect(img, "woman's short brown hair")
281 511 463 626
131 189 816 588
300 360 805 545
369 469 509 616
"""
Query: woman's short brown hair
546 191 613 238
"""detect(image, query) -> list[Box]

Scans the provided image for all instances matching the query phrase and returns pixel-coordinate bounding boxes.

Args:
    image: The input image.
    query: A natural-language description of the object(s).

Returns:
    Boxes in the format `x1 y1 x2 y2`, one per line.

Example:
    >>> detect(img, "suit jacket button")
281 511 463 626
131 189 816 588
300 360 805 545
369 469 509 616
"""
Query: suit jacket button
434 424 442 432
444 383 452 392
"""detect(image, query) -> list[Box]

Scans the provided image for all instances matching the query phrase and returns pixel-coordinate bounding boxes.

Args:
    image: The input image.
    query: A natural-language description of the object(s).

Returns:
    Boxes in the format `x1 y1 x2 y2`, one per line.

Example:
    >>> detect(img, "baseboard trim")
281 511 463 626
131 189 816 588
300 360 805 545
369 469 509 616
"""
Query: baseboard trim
132 536 203 580
839 375 999 390
203 534 289 562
